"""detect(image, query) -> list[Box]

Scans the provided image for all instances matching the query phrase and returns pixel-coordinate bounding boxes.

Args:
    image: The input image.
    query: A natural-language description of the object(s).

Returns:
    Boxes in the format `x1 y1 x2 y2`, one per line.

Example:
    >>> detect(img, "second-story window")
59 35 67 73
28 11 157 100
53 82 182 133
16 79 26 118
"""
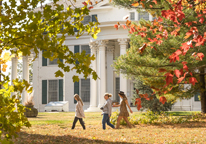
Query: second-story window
49 58 58 65
74 14 97 32
130 12 135 20
82 16 91 25
138 12 149 21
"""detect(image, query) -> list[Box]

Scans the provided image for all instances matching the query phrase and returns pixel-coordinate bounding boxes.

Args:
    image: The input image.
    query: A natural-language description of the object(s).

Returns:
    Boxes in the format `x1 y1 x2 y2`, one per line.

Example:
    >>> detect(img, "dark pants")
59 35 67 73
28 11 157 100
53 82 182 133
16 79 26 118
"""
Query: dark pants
71 117 85 130
102 114 114 130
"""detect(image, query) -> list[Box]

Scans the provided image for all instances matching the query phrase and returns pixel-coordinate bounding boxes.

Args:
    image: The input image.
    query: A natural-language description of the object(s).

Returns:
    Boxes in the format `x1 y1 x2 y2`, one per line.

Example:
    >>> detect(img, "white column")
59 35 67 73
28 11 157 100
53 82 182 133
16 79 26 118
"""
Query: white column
106 46 115 98
98 40 108 108
32 50 39 110
118 38 128 100
86 42 100 112
22 55 30 105
11 55 18 87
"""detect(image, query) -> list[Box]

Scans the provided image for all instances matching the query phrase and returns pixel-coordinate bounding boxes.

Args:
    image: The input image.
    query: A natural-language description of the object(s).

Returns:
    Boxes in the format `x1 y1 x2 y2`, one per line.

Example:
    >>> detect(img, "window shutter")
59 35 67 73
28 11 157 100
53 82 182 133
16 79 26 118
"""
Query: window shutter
59 79 63 101
92 15 97 22
42 19 48 35
128 42 130 48
42 80 47 104
194 92 200 101
74 17 79 32
42 50 47 66
74 82 79 103
115 78 120 102
59 21 63 31
59 58 63 63
74 45 80 64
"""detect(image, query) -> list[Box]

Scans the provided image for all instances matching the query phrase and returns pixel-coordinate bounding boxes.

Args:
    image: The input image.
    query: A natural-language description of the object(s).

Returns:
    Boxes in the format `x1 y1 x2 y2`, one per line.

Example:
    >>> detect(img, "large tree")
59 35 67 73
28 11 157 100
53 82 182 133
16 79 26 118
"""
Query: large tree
0 0 100 143
112 0 206 112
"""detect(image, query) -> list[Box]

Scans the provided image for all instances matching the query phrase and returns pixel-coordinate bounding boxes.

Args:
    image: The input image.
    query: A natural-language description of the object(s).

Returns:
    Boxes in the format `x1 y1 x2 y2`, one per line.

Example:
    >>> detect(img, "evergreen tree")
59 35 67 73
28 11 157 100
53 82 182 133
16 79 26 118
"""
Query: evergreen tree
133 80 173 112
112 0 206 112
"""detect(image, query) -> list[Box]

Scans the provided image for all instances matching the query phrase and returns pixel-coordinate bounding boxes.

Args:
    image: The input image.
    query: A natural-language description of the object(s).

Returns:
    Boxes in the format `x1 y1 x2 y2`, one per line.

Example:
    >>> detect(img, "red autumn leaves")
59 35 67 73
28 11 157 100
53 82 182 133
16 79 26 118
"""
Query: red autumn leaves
114 0 206 111
135 89 167 110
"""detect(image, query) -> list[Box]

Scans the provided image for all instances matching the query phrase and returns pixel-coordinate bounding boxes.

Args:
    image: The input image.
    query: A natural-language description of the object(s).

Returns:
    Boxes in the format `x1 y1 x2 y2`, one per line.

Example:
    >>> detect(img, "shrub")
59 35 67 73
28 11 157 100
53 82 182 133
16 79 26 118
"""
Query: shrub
0 82 31 144
132 80 174 113
110 110 205 126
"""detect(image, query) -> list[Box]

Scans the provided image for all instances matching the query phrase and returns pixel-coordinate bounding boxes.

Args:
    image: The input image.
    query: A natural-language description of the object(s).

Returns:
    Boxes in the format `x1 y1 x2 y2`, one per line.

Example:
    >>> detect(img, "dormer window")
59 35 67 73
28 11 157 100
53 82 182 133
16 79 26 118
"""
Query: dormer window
130 12 135 20
138 12 149 21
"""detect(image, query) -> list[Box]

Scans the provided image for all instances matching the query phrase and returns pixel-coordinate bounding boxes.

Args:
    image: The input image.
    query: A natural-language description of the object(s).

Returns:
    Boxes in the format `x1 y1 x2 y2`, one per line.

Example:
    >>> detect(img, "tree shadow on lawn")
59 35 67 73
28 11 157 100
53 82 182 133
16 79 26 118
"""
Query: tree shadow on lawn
14 131 133 144
142 121 206 129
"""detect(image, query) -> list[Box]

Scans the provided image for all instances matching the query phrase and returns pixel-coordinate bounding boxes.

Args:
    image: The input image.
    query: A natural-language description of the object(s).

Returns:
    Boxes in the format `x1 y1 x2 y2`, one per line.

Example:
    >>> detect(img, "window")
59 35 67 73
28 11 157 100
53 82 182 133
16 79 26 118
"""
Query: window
115 77 120 102
81 79 90 102
42 79 63 104
82 16 91 25
74 79 90 103
42 51 63 66
130 12 135 20
194 92 200 101
49 58 58 65
152 17 158 21
138 12 149 21
81 45 91 56
74 14 97 32
74 45 90 56
48 80 58 102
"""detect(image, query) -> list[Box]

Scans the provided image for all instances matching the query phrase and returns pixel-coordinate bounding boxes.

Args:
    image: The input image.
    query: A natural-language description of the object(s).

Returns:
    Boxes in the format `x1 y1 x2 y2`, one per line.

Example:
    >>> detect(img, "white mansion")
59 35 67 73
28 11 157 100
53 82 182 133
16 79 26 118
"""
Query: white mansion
10 0 200 112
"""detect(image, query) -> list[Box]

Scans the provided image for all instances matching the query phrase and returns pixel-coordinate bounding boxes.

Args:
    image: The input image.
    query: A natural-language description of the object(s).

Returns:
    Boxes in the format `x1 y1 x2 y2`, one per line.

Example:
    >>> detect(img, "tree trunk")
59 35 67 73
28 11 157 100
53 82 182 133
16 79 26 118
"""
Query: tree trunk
200 68 206 113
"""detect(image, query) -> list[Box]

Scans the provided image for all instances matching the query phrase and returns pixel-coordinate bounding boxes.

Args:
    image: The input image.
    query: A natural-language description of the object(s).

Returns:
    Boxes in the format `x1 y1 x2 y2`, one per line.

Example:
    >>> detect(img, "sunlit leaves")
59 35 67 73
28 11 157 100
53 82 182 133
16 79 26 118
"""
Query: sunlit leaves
0 0 101 142
159 96 167 104
0 83 31 143
113 0 206 111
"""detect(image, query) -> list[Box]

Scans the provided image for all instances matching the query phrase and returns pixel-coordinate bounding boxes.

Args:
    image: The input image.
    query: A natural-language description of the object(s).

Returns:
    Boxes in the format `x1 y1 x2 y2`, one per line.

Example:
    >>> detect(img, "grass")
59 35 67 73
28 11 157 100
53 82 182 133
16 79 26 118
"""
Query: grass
13 111 206 144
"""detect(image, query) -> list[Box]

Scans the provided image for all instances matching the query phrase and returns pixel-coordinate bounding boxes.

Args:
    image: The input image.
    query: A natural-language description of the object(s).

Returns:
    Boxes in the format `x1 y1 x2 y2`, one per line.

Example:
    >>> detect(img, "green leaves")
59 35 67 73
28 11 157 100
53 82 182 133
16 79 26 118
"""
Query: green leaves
55 70 64 77
0 0 101 142
0 83 31 143
72 75 79 82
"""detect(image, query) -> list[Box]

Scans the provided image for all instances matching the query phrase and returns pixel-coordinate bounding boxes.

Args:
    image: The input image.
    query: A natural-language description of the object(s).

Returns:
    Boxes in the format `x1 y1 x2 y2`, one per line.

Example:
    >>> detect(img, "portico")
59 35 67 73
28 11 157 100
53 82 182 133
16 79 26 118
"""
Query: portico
86 38 132 112
11 54 33 105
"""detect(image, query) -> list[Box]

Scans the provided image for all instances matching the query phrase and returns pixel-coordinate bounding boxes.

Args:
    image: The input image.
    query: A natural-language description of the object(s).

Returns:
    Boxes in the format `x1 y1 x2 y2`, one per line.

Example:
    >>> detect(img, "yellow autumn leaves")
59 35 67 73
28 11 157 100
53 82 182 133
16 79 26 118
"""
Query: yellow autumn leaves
0 52 10 72
0 52 22 72
169 0 206 12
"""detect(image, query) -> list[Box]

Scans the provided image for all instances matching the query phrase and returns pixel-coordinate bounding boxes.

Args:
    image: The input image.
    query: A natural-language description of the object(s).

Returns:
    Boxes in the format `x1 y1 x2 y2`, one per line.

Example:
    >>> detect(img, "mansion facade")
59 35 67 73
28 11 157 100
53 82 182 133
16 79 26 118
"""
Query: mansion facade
27 0 201 112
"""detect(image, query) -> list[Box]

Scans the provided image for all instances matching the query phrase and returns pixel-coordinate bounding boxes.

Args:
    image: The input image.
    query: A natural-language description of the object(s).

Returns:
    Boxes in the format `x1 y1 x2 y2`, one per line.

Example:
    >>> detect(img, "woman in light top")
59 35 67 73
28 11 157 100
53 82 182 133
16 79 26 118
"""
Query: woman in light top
113 91 133 129
71 94 85 130
101 93 115 130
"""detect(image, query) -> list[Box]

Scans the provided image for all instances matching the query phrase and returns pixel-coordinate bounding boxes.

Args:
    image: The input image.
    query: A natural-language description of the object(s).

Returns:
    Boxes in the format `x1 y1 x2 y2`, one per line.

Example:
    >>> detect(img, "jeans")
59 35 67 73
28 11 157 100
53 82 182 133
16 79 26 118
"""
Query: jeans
71 117 85 130
102 114 114 130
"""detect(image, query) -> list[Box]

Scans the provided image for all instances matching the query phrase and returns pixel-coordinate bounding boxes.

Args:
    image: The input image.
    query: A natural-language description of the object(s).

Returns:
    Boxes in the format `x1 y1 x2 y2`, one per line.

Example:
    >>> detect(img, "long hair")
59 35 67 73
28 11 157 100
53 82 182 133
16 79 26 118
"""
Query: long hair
104 93 112 98
74 94 84 106
118 92 127 100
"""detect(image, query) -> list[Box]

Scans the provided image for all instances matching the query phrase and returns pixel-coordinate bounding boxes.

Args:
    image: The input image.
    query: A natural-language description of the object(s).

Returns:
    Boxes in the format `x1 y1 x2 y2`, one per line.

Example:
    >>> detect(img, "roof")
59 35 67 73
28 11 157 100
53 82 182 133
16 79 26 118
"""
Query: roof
33 0 104 12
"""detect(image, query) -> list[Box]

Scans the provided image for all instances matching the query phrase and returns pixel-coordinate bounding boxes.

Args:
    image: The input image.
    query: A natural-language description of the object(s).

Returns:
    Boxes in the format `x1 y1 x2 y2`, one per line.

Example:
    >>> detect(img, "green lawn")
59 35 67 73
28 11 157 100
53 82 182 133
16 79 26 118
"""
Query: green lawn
13 111 206 144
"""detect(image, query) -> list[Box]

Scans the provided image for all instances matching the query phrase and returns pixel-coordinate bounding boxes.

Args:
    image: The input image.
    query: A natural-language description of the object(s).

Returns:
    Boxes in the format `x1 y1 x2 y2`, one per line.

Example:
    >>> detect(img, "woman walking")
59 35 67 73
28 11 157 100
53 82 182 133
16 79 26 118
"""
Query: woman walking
101 93 115 130
113 91 133 129
71 94 86 130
